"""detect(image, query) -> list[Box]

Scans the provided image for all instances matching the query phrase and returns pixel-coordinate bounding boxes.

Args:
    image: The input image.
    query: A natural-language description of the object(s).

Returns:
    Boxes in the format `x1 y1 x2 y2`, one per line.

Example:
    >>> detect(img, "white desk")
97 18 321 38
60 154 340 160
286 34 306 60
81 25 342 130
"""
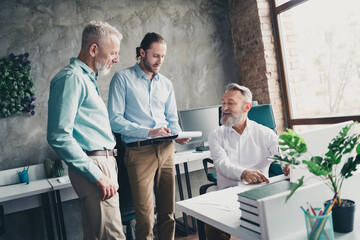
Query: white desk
176 175 360 240
176 179 263 240
174 150 211 235
0 179 52 203
0 150 211 239
0 177 56 239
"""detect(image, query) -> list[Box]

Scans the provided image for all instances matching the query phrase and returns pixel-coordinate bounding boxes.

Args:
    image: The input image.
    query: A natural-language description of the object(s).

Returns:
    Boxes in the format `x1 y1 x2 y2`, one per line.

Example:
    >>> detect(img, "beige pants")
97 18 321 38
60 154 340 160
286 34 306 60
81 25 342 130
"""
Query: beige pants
69 155 125 240
125 141 176 240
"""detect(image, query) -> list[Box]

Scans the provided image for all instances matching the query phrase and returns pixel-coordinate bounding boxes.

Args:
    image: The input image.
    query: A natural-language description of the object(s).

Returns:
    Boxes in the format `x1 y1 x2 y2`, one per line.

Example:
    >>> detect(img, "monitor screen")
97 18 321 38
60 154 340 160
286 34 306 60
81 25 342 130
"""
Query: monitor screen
178 105 220 148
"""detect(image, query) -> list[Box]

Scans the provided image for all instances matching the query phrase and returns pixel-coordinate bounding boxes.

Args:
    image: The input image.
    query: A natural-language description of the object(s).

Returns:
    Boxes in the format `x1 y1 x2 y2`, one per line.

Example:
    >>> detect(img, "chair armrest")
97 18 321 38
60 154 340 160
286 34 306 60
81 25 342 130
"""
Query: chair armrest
202 158 213 176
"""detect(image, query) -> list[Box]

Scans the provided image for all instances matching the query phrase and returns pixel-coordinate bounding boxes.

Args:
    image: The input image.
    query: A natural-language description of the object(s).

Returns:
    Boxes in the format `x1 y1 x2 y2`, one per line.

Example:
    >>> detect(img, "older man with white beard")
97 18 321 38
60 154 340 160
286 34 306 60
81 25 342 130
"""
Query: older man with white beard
47 21 125 240
205 83 289 240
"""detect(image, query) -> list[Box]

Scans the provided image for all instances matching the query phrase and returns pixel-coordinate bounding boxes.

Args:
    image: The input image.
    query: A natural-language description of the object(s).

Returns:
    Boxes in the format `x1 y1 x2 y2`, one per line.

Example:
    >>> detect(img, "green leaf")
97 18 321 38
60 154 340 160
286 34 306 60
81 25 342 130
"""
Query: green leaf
341 155 360 178
303 160 328 176
278 129 308 155
311 156 323 165
285 176 304 202
0 53 35 118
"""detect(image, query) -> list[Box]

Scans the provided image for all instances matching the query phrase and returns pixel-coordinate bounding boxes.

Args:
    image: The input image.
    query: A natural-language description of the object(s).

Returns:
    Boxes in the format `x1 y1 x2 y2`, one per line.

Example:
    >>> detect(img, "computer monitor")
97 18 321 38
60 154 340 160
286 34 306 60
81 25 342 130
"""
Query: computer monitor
177 105 221 149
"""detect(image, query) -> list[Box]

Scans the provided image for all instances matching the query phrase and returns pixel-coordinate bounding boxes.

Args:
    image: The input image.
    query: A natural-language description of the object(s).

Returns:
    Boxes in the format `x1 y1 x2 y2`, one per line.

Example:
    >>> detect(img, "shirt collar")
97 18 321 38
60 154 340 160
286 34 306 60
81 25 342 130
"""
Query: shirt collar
226 118 251 136
134 62 160 81
71 57 97 81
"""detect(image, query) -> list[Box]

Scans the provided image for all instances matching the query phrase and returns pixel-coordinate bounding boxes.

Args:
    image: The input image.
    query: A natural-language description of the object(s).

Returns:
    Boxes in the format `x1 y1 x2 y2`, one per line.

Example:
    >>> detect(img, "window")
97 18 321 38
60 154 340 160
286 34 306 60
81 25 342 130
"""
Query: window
270 0 360 128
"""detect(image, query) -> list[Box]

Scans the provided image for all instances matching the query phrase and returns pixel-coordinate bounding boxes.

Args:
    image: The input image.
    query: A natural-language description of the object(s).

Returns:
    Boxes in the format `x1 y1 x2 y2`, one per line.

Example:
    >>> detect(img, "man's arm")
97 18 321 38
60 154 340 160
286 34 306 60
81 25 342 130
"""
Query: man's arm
163 82 191 144
208 131 247 181
47 74 103 183
208 129 269 184
164 83 182 134
265 128 290 176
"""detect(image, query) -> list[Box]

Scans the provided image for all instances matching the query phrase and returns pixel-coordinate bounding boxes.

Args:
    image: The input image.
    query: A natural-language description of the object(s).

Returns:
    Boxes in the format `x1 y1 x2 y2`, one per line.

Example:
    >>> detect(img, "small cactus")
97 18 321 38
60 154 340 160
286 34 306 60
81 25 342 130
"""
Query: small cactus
54 159 63 169
55 166 65 177
43 158 54 178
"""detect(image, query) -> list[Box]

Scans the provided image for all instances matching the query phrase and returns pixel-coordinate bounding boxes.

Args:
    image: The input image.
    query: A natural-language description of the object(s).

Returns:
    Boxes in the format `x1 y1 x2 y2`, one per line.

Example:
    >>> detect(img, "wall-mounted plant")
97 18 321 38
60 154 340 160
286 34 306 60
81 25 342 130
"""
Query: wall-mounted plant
0 53 36 118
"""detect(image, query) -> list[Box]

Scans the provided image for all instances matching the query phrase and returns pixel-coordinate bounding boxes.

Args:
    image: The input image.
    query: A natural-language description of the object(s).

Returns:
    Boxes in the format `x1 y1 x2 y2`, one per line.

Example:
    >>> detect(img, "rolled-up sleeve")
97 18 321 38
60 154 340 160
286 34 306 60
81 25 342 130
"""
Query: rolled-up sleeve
47 74 103 183
165 83 182 135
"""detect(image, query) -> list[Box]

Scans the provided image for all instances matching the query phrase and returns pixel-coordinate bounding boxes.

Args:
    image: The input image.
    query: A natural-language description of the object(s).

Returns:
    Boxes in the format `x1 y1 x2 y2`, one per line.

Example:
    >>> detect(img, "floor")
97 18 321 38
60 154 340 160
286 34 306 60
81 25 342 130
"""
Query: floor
175 231 241 240
174 216 241 240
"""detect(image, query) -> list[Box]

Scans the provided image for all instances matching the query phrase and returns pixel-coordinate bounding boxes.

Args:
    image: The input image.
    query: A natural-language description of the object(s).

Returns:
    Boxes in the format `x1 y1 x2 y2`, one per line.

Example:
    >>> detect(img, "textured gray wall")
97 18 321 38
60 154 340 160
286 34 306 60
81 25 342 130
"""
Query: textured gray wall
0 0 237 171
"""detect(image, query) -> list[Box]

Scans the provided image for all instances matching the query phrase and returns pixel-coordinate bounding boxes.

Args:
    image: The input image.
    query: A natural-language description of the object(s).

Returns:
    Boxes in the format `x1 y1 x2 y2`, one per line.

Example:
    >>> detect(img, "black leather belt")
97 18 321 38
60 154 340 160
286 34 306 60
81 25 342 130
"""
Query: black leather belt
127 139 168 148
85 149 117 157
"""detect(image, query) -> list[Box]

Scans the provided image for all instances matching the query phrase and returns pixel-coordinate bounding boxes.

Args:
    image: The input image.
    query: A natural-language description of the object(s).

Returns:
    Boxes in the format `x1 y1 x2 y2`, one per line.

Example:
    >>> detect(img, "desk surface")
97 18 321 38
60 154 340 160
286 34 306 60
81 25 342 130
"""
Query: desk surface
176 180 261 240
0 150 210 213
176 175 360 240
0 179 52 202
174 150 210 165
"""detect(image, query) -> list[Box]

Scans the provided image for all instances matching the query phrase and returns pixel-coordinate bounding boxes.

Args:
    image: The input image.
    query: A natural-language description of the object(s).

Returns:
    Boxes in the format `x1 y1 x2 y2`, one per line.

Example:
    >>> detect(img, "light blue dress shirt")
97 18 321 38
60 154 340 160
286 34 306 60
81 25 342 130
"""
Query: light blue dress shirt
108 62 182 143
47 58 116 183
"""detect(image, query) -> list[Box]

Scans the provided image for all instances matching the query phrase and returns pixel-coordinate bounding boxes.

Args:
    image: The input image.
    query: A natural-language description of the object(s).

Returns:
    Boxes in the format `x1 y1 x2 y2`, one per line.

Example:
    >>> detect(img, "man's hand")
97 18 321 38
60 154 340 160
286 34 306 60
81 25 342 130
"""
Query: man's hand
95 175 118 201
149 127 172 137
241 169 269 184
175 137 191 145
282 164 290 176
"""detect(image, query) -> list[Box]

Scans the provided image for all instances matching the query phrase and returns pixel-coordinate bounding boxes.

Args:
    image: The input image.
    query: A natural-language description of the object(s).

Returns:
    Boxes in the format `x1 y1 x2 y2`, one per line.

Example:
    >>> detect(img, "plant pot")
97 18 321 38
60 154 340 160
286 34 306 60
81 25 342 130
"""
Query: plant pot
324 199 356 233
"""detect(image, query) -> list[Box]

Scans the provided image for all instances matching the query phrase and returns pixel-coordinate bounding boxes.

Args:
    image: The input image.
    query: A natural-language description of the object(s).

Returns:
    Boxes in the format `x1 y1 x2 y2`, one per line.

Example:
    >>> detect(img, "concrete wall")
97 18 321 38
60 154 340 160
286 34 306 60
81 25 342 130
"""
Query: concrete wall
0 0 238 171
0 0 237 239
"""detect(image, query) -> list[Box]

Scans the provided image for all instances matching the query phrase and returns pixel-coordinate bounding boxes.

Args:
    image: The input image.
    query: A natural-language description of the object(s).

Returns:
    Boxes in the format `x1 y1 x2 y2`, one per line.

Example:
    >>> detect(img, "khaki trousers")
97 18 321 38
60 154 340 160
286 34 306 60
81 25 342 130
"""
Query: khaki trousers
69 155 125 240
125 141 176 240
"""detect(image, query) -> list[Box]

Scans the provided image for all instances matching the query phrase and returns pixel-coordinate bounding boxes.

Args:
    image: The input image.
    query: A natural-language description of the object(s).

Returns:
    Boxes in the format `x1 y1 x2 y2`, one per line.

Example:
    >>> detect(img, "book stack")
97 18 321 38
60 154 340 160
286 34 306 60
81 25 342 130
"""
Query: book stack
237 180 296 236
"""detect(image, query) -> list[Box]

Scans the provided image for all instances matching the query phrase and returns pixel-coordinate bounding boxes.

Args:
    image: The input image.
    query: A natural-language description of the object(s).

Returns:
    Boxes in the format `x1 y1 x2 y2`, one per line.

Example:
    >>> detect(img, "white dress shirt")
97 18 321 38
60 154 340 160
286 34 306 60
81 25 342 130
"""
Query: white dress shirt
208 119 279 190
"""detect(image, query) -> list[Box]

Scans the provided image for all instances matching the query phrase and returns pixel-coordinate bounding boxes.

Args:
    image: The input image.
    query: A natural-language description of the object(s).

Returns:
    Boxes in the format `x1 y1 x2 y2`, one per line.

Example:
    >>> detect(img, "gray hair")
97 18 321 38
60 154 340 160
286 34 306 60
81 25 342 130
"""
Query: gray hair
225 83 252 103
81 21 123 49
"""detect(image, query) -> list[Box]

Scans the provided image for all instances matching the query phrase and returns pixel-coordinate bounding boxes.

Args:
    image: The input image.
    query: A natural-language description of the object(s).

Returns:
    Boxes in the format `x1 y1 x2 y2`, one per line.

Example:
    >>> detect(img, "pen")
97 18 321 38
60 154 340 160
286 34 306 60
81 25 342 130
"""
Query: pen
300 206 307 215
308 202 317 216
307 209 314 227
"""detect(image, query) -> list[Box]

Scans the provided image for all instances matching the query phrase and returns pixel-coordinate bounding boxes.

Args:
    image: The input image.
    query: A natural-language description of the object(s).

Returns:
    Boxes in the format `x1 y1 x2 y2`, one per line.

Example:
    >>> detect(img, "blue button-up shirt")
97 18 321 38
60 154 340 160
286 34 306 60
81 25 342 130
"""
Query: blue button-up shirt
108 62 181 143
47 57 116 183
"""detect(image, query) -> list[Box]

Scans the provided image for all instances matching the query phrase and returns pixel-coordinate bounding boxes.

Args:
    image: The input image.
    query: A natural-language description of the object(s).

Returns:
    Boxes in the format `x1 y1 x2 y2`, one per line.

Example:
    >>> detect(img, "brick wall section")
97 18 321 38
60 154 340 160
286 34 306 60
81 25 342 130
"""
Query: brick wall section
228 0 286 132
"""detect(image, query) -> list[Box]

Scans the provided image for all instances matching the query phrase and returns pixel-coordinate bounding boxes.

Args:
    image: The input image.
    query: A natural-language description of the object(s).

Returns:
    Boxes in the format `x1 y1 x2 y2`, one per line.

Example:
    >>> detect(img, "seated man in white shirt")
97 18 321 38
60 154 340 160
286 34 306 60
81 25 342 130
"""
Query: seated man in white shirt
206 83 289 240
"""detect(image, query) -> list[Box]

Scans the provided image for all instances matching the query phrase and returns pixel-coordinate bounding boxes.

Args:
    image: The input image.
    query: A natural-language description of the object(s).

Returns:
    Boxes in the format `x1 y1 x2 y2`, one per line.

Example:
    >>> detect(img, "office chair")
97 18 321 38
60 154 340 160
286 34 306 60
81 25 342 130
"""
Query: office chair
200 104 283 195
113 133 136 240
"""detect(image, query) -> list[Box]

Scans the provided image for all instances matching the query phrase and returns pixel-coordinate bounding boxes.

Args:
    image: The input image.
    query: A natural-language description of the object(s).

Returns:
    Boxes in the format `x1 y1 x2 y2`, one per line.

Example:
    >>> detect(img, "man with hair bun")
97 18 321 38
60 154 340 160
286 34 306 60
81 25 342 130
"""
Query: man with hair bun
47 21 125 239
108 32 190 240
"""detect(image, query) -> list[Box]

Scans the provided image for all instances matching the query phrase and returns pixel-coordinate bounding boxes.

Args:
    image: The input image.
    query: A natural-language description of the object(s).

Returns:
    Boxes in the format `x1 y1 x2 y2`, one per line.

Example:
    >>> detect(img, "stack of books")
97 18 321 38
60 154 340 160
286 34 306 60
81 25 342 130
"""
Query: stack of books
237 180 296 236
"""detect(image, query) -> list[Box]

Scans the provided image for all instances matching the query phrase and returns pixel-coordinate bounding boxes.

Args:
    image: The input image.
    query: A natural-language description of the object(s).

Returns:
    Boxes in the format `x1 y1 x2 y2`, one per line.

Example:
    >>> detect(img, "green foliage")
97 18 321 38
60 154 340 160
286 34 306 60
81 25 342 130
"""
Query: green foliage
276 128 307 166
55 167 65 177
0 53 36 118
286 176 304 202
54 159 63 169
271 122 360 203
43 158 54 178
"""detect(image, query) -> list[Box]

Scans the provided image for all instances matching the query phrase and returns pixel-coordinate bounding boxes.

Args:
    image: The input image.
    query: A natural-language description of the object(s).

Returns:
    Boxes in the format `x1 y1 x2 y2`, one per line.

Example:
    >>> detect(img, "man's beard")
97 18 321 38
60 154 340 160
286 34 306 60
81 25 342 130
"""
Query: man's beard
95 62 111 76
221 112 244 127
143 55 160 74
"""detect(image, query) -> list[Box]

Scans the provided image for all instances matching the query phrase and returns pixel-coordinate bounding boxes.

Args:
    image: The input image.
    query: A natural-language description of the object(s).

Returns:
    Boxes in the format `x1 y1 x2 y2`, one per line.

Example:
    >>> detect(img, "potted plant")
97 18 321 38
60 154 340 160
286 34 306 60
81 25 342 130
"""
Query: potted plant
271 122 360 233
